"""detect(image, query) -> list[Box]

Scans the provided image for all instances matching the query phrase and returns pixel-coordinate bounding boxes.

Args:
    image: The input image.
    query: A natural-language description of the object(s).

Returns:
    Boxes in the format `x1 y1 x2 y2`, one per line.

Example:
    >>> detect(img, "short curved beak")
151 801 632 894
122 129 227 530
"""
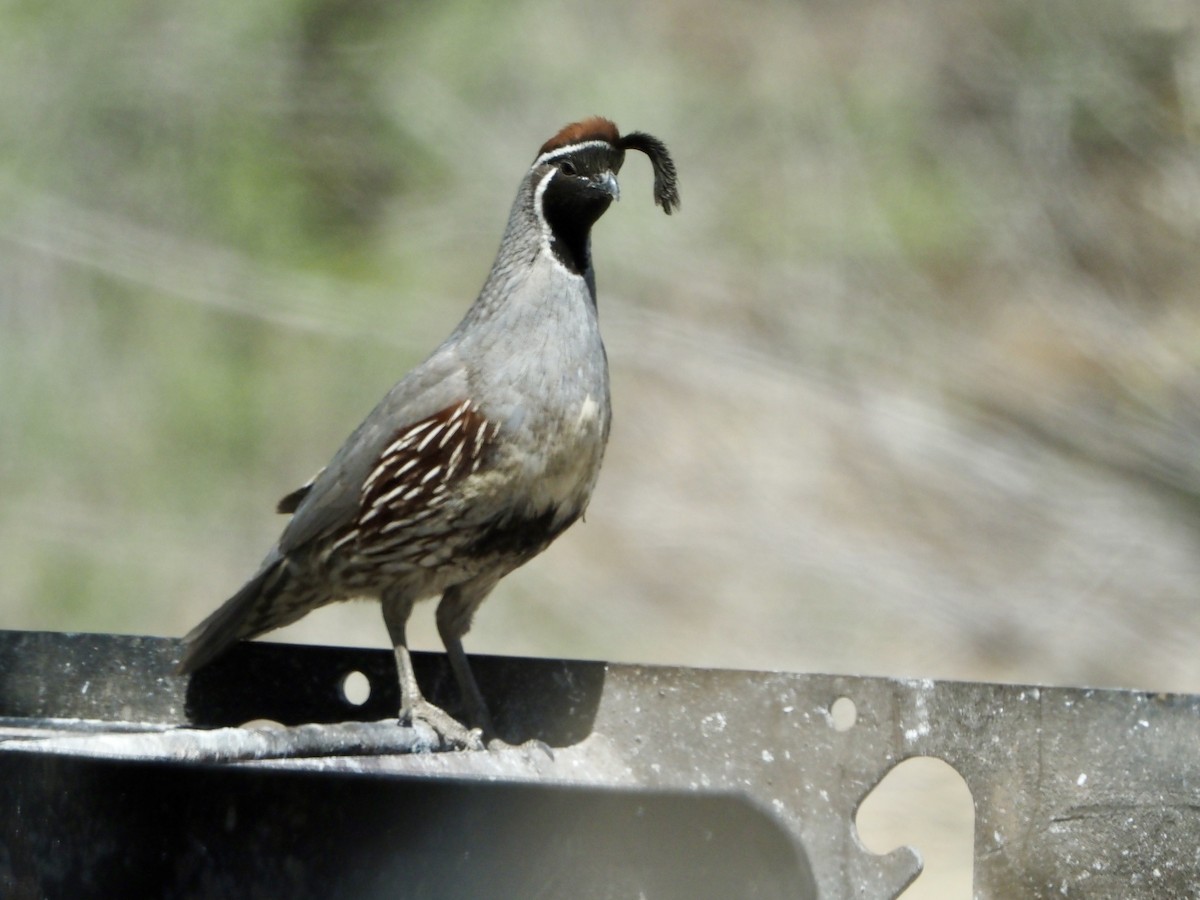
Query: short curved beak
596 170 620 202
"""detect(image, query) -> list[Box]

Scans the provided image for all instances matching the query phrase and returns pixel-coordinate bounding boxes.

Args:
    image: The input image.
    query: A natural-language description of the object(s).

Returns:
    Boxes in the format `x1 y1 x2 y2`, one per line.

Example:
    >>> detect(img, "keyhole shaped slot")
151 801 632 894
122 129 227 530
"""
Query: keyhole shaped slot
856 756 975 899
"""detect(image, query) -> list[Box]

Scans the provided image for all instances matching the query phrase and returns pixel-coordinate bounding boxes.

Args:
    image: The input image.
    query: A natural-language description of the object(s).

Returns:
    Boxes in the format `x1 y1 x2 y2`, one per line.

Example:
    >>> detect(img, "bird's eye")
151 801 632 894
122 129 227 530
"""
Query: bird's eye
560 160 577 176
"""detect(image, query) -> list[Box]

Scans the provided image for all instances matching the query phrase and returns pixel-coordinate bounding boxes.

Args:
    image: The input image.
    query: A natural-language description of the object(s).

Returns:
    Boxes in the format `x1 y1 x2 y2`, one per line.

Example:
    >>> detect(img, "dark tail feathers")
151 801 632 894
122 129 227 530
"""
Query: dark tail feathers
175 551 291 675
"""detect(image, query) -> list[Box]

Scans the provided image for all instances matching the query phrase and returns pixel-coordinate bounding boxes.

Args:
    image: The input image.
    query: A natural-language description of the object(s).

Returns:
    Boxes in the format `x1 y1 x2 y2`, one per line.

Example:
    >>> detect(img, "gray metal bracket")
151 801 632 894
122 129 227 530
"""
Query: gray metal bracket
2 629 1199 897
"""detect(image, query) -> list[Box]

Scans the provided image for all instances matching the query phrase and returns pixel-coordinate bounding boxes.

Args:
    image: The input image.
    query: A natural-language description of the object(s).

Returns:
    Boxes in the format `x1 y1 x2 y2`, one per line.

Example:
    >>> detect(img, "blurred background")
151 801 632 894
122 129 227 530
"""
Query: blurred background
6 0 1199 689
3 0 1198 892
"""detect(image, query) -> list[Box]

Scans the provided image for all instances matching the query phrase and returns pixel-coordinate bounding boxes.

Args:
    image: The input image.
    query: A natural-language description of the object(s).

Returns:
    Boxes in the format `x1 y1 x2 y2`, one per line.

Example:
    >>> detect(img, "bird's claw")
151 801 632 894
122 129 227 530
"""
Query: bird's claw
399 701 485 751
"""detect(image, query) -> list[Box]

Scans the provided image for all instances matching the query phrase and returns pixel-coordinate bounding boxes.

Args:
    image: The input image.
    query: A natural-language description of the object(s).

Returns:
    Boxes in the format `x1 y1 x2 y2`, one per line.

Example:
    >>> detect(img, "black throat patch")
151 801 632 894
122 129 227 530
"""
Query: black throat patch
539 173 612 276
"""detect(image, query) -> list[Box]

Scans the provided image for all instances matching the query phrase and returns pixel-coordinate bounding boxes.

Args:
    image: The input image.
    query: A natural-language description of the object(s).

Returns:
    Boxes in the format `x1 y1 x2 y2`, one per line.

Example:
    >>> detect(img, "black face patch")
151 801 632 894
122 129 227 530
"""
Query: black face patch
538 145 625 275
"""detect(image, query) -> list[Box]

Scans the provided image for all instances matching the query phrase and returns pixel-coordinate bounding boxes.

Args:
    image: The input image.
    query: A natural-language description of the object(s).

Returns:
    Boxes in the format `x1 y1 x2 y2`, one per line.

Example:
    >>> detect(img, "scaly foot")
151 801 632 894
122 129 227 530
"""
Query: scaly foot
399 700 485 751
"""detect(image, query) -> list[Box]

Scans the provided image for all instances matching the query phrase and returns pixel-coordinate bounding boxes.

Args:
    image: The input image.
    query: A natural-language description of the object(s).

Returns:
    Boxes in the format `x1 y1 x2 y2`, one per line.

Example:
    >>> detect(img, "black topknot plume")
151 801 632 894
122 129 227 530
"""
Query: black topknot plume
618 132 680 215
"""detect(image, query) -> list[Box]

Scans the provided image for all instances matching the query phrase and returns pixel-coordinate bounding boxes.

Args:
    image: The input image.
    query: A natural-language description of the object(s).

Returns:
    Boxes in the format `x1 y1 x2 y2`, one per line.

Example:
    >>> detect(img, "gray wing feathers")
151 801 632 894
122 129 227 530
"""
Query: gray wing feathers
177 350 469 675
277 348 470 555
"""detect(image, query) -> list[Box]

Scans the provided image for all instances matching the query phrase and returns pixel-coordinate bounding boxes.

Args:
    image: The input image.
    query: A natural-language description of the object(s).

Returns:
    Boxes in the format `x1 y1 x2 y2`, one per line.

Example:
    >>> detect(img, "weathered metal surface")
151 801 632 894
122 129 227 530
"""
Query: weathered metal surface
2 629 1200 897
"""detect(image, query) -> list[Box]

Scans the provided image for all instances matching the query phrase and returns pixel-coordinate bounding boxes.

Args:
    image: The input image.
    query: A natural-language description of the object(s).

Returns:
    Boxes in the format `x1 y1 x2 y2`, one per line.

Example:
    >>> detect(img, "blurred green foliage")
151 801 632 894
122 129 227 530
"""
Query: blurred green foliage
1 0 1198 703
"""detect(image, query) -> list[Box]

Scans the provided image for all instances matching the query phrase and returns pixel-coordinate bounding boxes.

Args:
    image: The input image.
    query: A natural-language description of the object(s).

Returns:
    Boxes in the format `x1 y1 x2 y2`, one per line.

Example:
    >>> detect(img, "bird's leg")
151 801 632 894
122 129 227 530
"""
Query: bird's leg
436 583 496 737
442 633 494 736
381 592 421 717
381 591 482 750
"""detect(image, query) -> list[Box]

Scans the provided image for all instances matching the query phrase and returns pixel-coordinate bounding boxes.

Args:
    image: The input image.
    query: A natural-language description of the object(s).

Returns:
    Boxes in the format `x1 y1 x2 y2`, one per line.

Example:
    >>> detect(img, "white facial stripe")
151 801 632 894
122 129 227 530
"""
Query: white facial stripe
533 140 614 167
533 168 558 260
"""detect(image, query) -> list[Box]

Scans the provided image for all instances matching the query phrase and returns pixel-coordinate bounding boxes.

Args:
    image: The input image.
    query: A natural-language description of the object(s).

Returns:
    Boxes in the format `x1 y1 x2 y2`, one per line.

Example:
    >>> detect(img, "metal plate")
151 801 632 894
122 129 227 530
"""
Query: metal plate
3 630 1200 897
0 752 810 899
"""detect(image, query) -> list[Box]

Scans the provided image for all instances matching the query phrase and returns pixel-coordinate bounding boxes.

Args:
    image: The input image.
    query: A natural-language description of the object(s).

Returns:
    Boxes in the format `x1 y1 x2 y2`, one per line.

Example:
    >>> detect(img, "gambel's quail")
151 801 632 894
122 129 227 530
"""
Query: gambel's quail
177 117 678 745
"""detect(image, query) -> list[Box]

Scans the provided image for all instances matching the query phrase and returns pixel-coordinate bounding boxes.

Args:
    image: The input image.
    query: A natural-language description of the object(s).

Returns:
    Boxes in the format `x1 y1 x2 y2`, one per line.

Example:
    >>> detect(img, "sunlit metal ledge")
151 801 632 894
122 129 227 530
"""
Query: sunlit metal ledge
2 629 1199 898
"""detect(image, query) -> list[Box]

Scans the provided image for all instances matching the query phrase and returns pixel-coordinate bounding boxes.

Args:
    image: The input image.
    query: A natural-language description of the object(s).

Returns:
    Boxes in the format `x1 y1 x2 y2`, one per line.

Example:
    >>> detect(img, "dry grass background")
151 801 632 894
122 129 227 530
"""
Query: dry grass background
2 0 1198 895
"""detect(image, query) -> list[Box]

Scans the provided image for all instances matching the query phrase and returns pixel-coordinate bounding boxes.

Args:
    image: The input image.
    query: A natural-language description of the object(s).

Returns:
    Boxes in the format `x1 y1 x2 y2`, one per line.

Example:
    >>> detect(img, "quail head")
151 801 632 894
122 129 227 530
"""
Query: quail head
177 117 679 745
